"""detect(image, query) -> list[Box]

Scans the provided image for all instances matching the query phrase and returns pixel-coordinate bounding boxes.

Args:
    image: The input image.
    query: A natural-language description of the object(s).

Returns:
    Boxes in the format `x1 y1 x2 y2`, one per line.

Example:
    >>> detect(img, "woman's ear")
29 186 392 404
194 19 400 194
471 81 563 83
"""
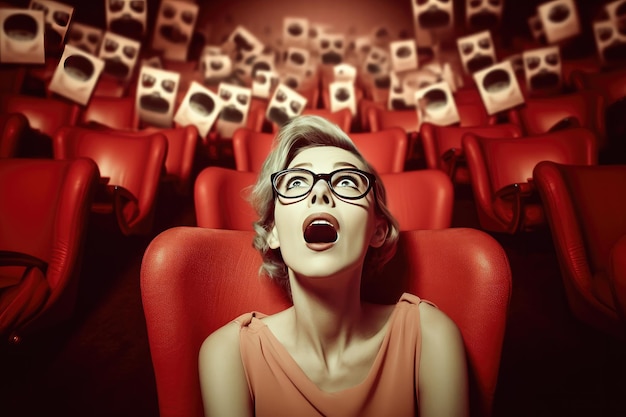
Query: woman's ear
267 224 280 249
370 217 388 248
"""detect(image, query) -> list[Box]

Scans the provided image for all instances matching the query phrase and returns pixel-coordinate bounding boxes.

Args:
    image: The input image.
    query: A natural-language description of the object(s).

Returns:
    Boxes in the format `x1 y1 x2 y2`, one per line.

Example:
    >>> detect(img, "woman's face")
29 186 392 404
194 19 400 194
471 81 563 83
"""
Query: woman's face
268 146 387 279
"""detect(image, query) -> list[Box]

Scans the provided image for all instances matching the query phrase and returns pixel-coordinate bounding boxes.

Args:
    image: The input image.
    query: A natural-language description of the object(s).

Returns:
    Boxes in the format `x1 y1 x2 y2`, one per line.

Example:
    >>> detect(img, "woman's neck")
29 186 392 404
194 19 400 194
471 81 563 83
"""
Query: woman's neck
287 268 367 358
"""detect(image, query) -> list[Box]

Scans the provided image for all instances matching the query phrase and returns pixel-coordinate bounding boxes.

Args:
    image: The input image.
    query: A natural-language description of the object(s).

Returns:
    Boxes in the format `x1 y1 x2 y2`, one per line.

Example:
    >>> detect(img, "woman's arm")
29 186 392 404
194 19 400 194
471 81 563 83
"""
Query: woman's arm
199 322 253 417
417 303 470 417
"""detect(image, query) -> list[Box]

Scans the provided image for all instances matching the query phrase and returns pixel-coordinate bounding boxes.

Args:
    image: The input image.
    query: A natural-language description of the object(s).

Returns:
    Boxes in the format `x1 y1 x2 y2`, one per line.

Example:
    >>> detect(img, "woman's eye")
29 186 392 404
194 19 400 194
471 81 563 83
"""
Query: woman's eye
287 176 308 189
335 176 357 188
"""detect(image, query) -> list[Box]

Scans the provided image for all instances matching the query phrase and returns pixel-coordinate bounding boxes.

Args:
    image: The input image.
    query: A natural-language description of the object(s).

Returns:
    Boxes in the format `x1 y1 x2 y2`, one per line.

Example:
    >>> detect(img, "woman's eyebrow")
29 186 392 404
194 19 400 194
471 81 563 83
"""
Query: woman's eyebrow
333 162 359 169
289 162 360 170
290 162 312 169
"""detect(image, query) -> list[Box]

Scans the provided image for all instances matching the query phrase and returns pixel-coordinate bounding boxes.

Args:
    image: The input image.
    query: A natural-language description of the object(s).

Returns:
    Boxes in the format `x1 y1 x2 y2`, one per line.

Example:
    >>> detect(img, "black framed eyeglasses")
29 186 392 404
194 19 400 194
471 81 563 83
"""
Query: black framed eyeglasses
271 168 376 200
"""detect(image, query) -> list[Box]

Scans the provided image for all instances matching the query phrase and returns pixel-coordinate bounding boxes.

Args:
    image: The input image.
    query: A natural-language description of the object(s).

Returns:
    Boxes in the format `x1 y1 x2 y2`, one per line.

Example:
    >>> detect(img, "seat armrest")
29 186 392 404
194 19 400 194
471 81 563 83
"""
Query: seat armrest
0 251 48 273
110 185 140 235
92 183 139 235
441 147 464 178
548 116 581 133
494 182 536 233
0 250 48 288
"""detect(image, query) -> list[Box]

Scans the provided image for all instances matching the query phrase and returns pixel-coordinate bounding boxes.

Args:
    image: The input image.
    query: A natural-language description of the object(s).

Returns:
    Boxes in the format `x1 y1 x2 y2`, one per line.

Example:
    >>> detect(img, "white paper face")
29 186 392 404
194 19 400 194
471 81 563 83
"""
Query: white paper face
318 33 346 65
227 25 265 82
523 45 562 93
215 83 252 138
48 44 104 105
537 0 581 44
390 39 418 73
201 53 232 83
266 84 307 126
415 80 460 127
329 81 356 116
474 61 525 115
29 0 73 55
283 16 309 49
99 31 141 82
67 22 102 55
412 0 454 45
174 81 224 137
457 30 496 75
334 63 357 83
252 69 279 98
388 69 439 110
106 0 147 41
308 22 331 54
465 0 504 32
0 9 45 64
362 45 390 79
152 0 198 61
136 66 180 128
593 19 626 66
285 46 310 75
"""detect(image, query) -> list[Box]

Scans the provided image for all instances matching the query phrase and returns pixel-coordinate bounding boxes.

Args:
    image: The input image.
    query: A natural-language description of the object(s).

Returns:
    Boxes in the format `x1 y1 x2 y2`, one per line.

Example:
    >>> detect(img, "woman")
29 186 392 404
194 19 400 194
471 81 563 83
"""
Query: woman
199 115 468 416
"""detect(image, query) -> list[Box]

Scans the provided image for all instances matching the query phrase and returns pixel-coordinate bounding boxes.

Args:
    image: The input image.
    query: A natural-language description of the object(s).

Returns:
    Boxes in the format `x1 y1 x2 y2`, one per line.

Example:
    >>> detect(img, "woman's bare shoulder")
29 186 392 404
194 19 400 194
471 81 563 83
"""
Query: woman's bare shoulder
200 321 241 361
199 321 254 417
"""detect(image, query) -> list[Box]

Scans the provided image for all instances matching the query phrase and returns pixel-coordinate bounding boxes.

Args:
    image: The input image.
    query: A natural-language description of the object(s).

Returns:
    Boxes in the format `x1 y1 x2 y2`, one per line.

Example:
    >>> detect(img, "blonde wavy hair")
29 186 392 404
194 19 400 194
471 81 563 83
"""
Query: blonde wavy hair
248 115 400 296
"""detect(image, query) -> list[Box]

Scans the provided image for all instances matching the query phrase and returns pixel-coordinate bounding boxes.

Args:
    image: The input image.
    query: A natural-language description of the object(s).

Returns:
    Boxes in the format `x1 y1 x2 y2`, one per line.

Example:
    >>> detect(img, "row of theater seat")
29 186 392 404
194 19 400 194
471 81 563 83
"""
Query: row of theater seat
1 64 626 417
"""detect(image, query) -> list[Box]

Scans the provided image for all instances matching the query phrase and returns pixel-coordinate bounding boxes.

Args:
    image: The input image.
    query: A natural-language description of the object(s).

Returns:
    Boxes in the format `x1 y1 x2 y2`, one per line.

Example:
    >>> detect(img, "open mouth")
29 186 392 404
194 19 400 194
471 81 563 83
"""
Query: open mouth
304 220 337 244
303 213 339 247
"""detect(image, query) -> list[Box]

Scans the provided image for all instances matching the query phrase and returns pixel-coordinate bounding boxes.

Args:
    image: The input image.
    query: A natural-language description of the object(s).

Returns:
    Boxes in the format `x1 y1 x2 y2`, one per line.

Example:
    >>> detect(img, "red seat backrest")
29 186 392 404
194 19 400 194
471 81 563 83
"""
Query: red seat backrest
53 126 168 236
140 227 512 417
0 158 99 341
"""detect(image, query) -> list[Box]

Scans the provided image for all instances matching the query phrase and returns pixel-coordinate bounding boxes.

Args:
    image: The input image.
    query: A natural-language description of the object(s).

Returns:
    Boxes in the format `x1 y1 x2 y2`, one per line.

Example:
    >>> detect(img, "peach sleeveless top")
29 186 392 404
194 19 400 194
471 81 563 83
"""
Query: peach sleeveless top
237 293 424 417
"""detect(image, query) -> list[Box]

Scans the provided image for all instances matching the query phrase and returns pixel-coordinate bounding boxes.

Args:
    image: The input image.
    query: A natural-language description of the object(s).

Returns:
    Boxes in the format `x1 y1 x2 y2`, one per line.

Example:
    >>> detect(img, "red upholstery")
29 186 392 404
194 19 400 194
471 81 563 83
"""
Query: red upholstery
92 77 128 98
53 126 168 236
367 106 419 134
367 98 494 132
0 158 99 342
248 98 269 133
382 169 454 230
231 128 275 172
194 166 453 232
272 108 353 133
455 101 493 127
140 227 511 417
420 123 522 184
533 162 626 339
79 96 140 131
357 98 385 132
463 127 598 234
296 77 321 110
0 93 80 139
348 128 408 174
569 67 626 107
126 125 199 196
0 113 29 157
506 90 607 151
0 65 25 95
232 127 408 174
194 167 258 230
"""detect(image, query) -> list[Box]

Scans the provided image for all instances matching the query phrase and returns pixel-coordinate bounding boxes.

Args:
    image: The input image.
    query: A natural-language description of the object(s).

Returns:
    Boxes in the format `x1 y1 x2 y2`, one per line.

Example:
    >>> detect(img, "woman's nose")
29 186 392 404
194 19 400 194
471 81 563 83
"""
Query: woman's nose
308 179 333 205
